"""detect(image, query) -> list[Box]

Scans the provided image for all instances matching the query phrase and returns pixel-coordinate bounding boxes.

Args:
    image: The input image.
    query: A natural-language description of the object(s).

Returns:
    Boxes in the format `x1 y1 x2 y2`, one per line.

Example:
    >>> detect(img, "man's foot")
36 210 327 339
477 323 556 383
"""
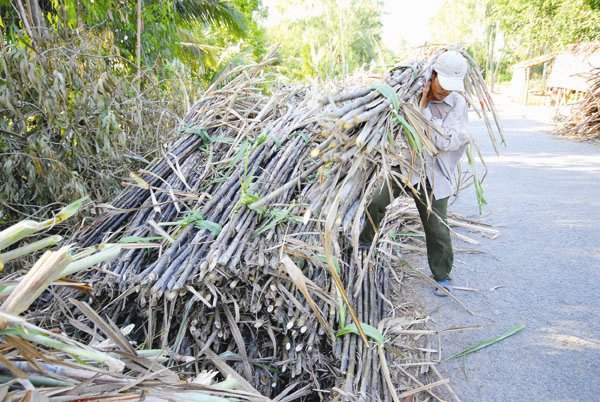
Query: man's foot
433 279 452 297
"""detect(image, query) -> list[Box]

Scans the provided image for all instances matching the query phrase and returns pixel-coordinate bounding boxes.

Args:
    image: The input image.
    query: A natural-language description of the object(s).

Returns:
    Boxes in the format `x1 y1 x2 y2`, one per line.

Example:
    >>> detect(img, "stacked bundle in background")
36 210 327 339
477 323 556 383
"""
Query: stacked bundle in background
559 67 600 139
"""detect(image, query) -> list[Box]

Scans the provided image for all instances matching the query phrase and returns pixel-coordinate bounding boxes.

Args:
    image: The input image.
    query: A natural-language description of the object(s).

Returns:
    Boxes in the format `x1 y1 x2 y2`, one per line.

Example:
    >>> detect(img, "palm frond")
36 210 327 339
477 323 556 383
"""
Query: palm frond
175 0 247 38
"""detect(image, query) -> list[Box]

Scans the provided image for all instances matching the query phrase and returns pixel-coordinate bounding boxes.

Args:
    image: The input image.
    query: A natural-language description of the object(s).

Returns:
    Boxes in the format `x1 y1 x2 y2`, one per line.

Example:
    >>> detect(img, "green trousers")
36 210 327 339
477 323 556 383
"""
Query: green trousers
359 172 453 281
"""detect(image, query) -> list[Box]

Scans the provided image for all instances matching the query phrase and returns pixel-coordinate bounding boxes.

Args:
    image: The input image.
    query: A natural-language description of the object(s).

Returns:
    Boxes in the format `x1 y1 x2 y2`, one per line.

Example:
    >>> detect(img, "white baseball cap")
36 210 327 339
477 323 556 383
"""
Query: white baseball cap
433 50 468 92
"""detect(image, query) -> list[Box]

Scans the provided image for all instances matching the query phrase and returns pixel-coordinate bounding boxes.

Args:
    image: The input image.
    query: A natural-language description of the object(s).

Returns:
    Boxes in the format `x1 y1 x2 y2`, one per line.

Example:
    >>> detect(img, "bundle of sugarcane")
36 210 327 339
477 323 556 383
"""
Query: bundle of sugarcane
1 292 265 401
558 68 600 139
0 203 266 401
58 49 502 400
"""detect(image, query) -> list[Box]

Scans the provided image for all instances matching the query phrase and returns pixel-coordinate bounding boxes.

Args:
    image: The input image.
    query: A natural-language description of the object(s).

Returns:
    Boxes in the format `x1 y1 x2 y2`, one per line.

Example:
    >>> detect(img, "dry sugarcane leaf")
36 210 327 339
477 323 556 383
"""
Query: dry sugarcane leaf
397 379 450 399
377 344 401 402
69 298 179 383
69 298 136 355
222 302 252 380
3 335 49 372
19 389 50 402
280 254 332 337
273 383 313 402
201 348 268 400
0 352 28 378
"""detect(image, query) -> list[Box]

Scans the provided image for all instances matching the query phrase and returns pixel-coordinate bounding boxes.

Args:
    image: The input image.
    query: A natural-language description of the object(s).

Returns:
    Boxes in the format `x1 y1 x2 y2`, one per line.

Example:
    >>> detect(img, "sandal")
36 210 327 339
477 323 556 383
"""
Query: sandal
433 279 452 297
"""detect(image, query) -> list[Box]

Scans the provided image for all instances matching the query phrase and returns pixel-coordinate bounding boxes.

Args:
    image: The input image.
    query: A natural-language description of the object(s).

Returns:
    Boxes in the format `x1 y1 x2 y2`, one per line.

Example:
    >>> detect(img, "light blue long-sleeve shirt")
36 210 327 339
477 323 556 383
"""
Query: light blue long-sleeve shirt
410 92 470 200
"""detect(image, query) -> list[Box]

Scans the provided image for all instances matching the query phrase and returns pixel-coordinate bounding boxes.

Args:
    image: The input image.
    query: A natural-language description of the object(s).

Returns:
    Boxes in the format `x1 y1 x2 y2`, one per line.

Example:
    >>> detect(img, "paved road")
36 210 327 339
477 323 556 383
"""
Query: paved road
416 97 600 402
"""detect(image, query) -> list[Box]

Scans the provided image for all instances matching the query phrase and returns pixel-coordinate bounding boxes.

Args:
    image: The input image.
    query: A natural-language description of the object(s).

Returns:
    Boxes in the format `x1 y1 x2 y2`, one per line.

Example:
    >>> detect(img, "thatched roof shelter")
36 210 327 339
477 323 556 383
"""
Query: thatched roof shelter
509 43 600 105
509 54 554 104
547 42 600 92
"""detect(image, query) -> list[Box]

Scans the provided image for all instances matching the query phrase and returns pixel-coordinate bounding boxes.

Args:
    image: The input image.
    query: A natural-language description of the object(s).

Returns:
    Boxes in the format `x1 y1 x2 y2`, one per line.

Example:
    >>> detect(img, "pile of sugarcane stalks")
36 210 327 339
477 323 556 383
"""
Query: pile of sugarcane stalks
46 49 503 400
0 203 264 401
1 301 269 402
558 68 600 139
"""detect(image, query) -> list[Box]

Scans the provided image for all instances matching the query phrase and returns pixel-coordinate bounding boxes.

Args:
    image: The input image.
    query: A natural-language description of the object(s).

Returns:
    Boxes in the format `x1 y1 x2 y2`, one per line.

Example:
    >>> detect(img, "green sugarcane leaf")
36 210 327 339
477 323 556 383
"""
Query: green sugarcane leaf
211 136 235 144
466 142 475 164
466 143 487 213
119 236 163 244
315 254 340 272
269 134 283 148
183 127 210 143
254 362 281 374
239 192 261 207
445 324 525 361
393 110 423 154
161 211 205 228
229 141 249 168
297 131 310 143
373 83 400 111
255 132 268 147
336 323 386 345
195 220 222 235
255 207 292 236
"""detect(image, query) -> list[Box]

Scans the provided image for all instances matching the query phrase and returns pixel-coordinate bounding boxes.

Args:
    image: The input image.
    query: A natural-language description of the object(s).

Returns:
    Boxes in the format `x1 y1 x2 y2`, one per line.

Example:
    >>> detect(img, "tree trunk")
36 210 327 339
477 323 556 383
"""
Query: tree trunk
15 0 47 43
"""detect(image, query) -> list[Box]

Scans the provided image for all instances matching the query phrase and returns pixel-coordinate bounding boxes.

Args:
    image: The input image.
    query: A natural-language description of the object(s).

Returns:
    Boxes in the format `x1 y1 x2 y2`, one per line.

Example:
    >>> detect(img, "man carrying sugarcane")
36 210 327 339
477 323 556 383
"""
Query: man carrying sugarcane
359 50 470 297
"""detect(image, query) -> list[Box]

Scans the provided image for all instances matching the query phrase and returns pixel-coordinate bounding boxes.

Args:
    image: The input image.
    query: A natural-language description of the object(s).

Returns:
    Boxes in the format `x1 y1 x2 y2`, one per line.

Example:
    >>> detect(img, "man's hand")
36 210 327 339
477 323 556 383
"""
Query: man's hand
420 80 431 110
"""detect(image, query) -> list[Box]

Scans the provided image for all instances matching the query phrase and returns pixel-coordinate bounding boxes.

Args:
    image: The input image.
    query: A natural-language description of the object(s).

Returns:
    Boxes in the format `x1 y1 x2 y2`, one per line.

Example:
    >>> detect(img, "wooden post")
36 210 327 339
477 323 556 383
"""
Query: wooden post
524 66 531 105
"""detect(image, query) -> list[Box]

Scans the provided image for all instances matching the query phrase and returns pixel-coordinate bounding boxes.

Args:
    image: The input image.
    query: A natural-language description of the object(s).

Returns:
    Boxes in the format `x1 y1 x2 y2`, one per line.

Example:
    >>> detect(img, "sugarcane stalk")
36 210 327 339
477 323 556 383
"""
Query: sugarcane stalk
320 87 373 106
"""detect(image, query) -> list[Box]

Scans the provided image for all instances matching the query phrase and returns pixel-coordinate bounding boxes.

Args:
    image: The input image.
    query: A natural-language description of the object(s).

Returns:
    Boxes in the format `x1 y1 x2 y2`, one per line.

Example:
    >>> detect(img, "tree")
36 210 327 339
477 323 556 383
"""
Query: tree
429 0 600 82
0 0 267 220
1 0 266 80
493 0 600 60
266 0 384 80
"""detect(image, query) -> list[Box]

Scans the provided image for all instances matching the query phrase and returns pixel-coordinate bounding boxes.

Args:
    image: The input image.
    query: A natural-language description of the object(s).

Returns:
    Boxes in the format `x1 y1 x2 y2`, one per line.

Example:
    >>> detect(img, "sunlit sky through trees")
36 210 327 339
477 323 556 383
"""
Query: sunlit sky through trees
381 0 444 49
263 0 444 53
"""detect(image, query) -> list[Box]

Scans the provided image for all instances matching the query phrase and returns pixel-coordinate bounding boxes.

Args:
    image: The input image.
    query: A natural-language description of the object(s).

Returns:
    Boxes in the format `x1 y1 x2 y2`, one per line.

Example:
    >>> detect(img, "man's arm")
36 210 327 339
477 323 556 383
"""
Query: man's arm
422 95 469 152
419 80 431 110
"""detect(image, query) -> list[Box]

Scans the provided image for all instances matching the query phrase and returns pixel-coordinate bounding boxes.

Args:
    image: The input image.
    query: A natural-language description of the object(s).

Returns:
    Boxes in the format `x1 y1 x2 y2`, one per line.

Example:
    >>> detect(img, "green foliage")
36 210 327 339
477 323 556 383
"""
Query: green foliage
373 83 400 110
266 0 384 80
254 204 303 236
492 0 600 59
119 236 164 243
44 0 265 80
336 323 386 345
0 0 268 223
0 32 186 221
445 324 525 360
430 0 600 83
163 210 223 234
3 0 266 84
